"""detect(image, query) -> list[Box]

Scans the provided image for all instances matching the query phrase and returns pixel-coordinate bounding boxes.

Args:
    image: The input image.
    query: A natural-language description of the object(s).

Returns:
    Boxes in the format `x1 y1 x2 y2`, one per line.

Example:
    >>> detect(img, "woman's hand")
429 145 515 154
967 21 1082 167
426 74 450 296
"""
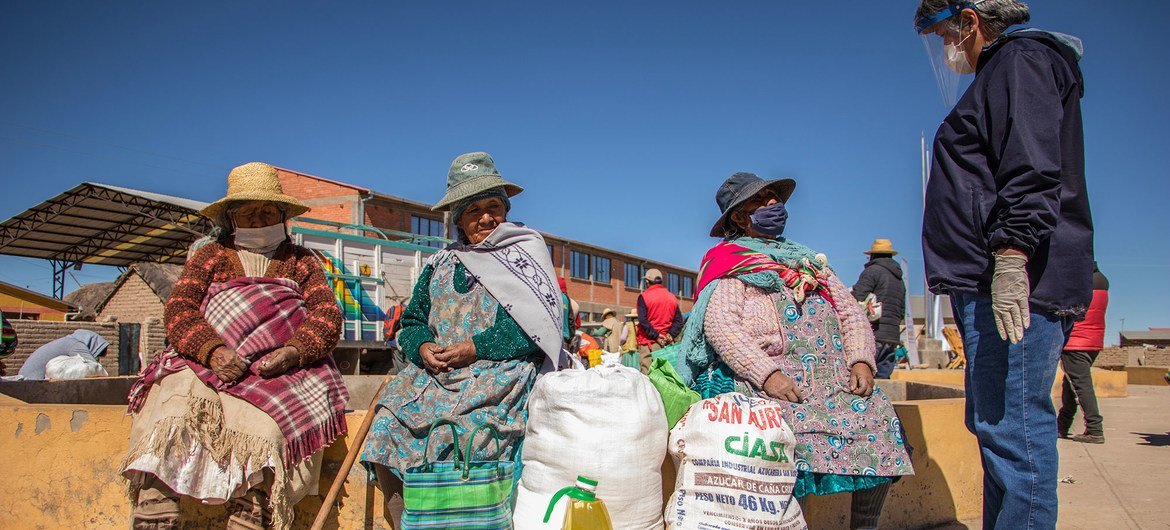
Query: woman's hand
419 342 447 374
258 346 299 378
434 341 477 371
209 346 248 383
849 362 875 397
763 371 804 403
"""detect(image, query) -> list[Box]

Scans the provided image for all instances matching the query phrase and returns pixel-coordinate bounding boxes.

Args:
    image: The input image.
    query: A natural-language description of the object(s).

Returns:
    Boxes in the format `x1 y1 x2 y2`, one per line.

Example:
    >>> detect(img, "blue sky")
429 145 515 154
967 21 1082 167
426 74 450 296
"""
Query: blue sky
1 1 1166 344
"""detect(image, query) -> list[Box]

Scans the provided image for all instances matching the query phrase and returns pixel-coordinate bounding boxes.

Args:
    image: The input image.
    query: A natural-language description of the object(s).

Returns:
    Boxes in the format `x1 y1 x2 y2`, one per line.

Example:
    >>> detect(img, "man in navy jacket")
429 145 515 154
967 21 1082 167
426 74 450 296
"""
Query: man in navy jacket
915 1 1094 528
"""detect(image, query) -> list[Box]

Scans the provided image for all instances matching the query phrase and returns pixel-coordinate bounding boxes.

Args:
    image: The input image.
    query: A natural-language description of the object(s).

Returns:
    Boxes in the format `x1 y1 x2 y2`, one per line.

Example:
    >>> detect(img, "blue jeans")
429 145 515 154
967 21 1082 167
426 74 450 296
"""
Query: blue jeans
950 293 1071 530
874 341 899 379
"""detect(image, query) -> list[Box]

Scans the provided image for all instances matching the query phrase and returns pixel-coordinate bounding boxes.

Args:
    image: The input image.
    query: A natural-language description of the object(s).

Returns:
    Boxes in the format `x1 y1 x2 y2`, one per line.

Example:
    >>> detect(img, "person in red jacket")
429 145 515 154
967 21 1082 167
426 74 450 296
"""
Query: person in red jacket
1058 263 1109 444
636 268 685 373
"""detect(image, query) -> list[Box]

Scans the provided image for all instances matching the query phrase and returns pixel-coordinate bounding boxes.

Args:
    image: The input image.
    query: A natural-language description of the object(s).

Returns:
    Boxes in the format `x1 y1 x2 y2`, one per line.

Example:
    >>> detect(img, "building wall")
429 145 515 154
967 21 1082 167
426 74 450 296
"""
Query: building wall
95 273 168 362
97 274 165 325
5 320 120 375
364 198 439 235
545 236 697 322
277 168 361 226
0 293 69 321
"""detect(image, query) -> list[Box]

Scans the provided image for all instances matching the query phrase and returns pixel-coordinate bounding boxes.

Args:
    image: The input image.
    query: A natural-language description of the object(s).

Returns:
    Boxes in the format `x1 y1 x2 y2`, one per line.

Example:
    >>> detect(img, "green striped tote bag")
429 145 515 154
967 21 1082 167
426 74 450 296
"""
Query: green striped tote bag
402 419 515 530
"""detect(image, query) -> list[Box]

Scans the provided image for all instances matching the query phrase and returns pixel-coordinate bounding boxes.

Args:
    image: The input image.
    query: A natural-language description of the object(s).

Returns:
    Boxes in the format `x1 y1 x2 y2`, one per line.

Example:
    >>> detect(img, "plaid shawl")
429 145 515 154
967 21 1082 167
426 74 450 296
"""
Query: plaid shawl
128 277 349 468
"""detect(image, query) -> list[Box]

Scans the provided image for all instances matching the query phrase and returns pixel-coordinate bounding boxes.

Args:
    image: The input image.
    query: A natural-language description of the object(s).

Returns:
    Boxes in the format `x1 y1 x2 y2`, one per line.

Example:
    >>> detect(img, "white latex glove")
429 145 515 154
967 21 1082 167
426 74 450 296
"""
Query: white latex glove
991 250 1030 344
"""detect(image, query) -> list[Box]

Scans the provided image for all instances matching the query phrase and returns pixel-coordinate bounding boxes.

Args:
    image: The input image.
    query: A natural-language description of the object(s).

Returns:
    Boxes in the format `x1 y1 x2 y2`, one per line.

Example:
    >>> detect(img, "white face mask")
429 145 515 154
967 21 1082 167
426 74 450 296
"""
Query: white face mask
234 223 287 252
944 29 975 74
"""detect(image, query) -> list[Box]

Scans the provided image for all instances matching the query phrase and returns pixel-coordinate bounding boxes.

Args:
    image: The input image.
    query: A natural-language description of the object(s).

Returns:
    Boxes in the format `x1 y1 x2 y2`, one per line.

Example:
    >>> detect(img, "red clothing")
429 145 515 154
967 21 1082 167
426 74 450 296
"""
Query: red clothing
636 284 681 346
1065 288 1108 351
165 239 342 367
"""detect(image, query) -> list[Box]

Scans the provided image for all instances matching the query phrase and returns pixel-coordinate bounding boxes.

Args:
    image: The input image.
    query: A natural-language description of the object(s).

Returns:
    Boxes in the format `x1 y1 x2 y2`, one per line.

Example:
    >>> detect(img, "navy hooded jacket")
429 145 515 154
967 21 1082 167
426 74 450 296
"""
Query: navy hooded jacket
923 29 1094 317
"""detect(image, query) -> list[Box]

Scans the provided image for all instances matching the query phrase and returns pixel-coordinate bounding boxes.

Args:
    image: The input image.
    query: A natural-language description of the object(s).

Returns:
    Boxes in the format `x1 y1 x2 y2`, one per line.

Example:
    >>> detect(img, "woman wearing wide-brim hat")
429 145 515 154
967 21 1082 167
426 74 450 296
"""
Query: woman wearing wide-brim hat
359 152 565 527
675 172 914 529
123 162 348 530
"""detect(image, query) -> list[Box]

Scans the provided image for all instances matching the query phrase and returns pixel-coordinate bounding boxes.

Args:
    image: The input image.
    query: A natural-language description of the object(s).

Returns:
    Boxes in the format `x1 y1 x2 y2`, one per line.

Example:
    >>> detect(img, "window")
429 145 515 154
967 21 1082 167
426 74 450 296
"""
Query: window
681 276 694 299
410 215 445 248
546 244 555 261
624 263 642 288
667 272 680 296
570 250 591 280
592 256 611 283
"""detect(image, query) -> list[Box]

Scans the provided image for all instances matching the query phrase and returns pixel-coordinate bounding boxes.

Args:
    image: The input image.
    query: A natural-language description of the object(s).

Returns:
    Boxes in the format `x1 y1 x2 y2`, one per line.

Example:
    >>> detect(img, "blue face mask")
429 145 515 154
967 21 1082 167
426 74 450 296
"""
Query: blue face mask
749 201 788 237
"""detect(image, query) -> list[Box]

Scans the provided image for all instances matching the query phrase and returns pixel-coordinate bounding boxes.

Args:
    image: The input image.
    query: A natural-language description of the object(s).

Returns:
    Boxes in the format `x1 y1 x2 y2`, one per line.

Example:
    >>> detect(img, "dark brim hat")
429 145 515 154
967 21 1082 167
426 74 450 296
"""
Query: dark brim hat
432 151 524 212
709 172 796 237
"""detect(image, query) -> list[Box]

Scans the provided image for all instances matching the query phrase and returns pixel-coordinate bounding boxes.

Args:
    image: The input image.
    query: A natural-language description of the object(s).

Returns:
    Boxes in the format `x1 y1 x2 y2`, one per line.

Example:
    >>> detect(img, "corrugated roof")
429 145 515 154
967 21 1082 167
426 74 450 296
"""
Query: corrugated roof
0 182 214 268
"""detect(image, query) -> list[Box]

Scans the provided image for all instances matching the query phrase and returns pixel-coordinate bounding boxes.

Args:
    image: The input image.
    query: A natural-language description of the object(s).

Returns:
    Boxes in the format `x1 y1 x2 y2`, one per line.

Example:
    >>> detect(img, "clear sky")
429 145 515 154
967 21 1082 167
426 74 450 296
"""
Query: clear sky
1 1 1166 345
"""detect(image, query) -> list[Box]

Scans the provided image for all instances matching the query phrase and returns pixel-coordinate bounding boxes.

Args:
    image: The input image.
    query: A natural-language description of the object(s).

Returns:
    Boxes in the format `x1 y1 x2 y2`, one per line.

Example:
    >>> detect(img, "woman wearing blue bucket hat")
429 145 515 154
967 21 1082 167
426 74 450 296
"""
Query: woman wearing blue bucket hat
675 172 914 529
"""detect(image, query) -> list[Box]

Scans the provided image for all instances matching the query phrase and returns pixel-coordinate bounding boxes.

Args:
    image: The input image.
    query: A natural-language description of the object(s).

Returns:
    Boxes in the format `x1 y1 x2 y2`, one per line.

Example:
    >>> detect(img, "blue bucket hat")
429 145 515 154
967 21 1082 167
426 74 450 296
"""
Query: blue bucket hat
709 172 796 237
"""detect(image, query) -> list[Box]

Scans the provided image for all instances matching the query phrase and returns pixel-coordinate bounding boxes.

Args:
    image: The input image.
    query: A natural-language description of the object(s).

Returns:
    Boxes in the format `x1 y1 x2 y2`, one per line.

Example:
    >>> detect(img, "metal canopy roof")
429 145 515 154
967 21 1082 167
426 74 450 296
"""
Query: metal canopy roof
0 183 214 297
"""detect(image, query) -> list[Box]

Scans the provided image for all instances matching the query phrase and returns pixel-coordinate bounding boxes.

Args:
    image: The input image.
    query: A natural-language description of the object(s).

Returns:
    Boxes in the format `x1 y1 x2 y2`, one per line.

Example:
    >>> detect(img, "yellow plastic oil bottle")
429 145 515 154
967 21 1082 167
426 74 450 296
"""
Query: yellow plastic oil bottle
542 476 613 530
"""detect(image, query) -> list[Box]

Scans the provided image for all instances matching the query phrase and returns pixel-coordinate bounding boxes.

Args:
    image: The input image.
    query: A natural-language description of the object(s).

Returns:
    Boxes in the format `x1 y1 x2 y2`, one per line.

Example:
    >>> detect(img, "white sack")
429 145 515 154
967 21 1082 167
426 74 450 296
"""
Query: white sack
666 393 807 530
45 354 108 380
514 362 667 530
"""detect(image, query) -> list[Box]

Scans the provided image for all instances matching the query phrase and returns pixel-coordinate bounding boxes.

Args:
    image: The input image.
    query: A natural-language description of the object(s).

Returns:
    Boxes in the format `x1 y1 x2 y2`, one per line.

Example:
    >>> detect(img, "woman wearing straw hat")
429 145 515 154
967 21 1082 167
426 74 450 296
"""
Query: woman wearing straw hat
359 152 565 527
674 172 913 529
122 162 349 530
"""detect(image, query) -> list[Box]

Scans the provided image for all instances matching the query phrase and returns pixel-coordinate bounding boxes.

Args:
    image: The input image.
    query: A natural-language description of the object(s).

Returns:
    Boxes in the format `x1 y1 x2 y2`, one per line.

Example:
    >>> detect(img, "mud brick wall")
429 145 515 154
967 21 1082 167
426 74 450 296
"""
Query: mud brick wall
5 321 120 375
97 274 164 325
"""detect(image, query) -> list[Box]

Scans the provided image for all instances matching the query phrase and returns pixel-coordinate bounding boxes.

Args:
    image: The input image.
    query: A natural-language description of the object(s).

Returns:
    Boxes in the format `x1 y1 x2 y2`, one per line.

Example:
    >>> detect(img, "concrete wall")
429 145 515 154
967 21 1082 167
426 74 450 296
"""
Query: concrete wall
5 320 120 376
0 378 983 529
892 367 1129 398
1126 366 1170 386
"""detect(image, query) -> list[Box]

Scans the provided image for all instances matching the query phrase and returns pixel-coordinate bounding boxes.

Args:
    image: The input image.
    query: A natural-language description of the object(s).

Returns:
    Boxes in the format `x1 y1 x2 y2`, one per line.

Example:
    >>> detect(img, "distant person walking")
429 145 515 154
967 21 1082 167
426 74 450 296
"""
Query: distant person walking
636 268 684 373
851 239 906 379
914 1 1094 527
1058 263 1109 444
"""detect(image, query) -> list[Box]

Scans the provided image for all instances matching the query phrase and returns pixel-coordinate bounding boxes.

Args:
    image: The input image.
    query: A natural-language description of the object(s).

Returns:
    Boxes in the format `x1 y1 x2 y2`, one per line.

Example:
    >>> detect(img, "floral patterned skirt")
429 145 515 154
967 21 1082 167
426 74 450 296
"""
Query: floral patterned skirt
359 358 537 476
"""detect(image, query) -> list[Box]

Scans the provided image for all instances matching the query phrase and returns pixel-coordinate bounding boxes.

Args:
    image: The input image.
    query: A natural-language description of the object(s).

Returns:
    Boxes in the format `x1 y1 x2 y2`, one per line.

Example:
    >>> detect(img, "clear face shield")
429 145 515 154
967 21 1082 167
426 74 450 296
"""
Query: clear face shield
916 2 978 107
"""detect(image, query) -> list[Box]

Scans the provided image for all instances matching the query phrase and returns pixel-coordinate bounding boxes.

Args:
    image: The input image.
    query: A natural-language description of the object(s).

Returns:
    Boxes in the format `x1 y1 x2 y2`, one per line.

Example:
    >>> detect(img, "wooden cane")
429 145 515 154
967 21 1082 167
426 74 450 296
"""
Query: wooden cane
310 371 395 530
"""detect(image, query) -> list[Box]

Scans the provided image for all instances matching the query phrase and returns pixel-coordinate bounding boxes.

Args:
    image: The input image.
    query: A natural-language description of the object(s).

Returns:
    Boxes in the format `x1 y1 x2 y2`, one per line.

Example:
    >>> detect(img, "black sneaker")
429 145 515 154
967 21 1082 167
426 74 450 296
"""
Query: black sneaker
1070 433 1105 444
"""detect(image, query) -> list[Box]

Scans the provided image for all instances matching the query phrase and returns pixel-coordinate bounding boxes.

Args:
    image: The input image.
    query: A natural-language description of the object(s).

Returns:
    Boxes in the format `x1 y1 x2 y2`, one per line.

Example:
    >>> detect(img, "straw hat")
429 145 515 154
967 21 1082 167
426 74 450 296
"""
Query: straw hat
200 162 310 221
864 239 898 256
601 308 617 319
432 152 524 212
625 310 638 319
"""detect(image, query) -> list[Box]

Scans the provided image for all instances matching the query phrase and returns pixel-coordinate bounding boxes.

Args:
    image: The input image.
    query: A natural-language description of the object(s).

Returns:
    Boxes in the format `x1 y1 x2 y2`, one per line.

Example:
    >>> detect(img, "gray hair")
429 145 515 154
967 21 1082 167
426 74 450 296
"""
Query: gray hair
917 0 1030 40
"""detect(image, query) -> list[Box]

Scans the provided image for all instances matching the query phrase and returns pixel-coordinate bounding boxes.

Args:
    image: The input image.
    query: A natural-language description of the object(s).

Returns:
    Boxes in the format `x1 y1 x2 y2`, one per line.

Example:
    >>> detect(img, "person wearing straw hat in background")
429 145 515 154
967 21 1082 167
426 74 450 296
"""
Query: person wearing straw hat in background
358 152 565 528
122 162 349 530
597 308 623 353
852 239 906 379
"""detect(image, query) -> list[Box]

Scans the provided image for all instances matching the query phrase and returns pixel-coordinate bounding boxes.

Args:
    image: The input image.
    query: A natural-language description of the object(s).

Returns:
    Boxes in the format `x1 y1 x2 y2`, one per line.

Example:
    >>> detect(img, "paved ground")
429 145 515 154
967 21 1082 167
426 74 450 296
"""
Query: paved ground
931 384 1169 529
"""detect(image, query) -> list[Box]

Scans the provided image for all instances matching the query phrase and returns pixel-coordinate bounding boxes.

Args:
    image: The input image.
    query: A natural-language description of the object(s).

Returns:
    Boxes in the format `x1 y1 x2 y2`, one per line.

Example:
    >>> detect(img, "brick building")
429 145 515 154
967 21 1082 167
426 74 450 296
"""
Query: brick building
0 280 74 321
90 263 181 370
275 167 697 324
